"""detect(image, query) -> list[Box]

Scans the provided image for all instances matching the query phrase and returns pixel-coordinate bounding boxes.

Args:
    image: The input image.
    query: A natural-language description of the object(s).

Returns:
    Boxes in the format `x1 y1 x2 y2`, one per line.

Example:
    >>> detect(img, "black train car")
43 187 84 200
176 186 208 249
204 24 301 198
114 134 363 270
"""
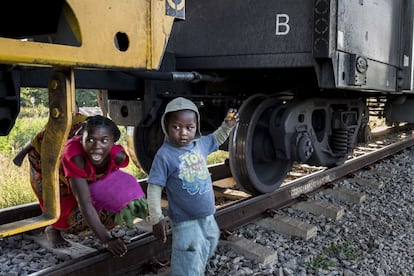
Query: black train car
131 0 414 194
0 0 413 197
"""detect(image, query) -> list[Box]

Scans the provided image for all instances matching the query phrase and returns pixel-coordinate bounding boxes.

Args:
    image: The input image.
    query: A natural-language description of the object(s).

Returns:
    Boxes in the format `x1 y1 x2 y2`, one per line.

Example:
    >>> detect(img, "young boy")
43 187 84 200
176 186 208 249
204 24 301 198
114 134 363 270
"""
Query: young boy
147 97 239 275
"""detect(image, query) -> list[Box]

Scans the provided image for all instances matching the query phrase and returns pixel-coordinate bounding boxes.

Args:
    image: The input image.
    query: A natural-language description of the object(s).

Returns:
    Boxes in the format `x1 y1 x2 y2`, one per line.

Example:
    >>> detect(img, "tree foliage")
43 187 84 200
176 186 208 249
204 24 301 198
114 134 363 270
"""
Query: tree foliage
20 87 98 107
76 89 99 107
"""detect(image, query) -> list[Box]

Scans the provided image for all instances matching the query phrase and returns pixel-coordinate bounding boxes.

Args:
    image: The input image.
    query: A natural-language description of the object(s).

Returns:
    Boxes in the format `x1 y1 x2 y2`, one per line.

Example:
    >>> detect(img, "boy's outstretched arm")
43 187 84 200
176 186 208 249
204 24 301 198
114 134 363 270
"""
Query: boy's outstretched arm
213 108 239 145
147 183 168 243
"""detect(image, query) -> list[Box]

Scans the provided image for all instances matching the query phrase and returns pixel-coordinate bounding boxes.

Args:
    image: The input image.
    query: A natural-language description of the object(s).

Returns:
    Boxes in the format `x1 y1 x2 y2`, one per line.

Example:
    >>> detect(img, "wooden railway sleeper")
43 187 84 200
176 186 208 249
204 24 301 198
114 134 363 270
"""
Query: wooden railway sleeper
220 229 235 240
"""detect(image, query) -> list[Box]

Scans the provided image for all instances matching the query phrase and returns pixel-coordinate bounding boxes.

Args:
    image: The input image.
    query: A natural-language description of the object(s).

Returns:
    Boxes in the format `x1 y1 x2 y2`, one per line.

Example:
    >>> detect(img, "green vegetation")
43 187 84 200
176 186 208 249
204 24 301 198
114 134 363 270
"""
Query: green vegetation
325 240 361 261
305 240 361 270
20 87 99 108
0 107 48 154
0 152 36 208
0 105 49 208
305 254 336 270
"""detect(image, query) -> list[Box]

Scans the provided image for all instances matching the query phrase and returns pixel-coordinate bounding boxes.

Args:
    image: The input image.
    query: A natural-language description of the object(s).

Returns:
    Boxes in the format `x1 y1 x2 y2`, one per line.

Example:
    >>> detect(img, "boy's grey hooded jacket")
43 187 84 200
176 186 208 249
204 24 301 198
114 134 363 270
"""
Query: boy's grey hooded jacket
161 97 202 140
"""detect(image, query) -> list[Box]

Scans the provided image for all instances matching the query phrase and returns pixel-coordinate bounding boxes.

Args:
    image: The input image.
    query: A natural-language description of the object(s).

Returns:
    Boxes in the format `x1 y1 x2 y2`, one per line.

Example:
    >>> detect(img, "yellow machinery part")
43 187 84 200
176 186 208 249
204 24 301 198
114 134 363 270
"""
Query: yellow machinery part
0 0 176 70
0 68 74 237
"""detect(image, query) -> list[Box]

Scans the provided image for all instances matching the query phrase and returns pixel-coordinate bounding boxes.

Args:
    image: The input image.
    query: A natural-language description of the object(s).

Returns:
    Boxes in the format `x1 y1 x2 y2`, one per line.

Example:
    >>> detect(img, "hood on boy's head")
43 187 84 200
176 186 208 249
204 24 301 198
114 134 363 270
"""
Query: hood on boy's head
161 97 201 139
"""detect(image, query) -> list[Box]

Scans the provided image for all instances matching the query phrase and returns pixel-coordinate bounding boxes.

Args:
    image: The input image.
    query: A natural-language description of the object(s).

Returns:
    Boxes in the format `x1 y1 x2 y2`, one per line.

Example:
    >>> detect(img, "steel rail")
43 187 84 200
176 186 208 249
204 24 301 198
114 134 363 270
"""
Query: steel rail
29 133 414 275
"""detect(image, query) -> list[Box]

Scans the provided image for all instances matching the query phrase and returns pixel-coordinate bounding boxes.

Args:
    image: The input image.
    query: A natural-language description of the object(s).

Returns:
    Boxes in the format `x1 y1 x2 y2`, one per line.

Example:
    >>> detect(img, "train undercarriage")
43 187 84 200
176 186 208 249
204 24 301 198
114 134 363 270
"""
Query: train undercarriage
126 87 370 195
2 0 414 238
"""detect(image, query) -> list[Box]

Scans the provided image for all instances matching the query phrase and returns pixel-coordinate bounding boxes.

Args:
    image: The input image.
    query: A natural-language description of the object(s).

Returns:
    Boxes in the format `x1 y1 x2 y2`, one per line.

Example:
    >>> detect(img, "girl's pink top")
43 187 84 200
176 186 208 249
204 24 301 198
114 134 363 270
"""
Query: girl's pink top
61 135 144 212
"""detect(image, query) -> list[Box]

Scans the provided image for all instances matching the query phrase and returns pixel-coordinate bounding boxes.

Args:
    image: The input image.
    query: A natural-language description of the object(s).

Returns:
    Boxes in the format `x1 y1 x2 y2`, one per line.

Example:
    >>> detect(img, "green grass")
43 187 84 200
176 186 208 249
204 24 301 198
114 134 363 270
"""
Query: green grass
325 240 361 261
0 109 48 208
0 153 37 208
304 240 361 270
305 254 336 270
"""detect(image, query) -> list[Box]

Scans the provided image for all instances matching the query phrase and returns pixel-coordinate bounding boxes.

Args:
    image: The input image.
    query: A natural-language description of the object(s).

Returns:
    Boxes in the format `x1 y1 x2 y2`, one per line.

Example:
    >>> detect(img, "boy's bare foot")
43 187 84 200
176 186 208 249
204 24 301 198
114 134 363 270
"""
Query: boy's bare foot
45 226 71 248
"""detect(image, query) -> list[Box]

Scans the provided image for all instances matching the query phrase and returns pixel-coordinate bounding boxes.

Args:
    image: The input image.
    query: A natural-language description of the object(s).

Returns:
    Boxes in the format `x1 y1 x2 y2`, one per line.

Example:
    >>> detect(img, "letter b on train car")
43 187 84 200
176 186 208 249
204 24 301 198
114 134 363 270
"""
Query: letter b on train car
276 14 290 35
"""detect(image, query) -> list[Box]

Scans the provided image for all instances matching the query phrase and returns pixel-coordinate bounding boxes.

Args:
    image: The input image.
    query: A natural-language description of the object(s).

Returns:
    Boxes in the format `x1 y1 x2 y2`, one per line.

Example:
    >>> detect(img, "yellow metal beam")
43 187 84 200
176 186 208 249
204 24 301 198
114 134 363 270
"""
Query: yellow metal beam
0 68 74 237
0 0 177 70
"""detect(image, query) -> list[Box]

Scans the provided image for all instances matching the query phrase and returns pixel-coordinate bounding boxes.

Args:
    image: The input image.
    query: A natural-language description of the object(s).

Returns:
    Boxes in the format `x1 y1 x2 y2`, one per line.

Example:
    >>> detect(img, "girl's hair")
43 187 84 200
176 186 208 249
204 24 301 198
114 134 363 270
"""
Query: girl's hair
78 115 121 142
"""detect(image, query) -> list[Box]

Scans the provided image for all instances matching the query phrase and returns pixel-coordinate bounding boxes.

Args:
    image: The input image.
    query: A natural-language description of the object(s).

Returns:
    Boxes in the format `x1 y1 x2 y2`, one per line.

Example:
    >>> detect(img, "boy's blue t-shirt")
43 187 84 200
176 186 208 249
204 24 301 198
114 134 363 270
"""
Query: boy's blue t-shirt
148 134 218 223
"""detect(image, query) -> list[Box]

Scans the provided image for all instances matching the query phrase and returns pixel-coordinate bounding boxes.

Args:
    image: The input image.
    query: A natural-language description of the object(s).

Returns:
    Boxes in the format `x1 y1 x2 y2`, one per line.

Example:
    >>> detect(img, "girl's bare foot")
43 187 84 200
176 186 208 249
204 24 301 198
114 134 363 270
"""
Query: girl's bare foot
45 226 71 248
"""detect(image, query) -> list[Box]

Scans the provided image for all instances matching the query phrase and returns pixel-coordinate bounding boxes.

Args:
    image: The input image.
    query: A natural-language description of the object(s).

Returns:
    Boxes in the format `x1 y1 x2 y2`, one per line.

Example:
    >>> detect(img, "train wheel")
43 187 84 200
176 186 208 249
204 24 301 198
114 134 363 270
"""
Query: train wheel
357 123 371 143
229 95 293 194
132 116 164 174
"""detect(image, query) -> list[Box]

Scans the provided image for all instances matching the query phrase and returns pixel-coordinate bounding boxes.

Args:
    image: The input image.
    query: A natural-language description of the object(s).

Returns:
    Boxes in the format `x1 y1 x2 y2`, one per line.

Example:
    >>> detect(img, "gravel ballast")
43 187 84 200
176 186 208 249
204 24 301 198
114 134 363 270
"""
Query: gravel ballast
205 149 414 275
1 148 414 275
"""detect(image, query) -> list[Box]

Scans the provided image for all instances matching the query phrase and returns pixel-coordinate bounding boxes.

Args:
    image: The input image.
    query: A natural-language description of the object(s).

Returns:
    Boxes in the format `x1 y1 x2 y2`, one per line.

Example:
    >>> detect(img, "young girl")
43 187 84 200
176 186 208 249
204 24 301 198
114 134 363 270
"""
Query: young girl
16 114 146 257
147 97 239 275
56 115 147 257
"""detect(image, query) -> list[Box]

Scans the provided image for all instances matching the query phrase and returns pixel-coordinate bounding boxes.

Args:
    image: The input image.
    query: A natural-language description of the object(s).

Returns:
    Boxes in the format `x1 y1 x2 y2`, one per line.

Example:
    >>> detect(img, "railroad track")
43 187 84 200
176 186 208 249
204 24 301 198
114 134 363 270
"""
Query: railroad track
1 125 414 275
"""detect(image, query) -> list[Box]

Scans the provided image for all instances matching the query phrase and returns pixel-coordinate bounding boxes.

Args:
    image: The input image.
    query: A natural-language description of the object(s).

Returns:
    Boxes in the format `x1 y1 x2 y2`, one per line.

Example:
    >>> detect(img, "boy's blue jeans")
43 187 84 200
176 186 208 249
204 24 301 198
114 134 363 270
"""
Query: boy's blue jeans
170 215 220 276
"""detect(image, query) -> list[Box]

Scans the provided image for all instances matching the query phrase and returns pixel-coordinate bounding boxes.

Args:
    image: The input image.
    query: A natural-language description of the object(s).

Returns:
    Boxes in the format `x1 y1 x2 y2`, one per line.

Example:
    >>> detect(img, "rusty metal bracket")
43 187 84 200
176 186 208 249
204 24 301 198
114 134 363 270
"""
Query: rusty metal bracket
145 257 170 273
265 209 281 218
220 229 235 240
298 194 310 201
323 182 335 189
